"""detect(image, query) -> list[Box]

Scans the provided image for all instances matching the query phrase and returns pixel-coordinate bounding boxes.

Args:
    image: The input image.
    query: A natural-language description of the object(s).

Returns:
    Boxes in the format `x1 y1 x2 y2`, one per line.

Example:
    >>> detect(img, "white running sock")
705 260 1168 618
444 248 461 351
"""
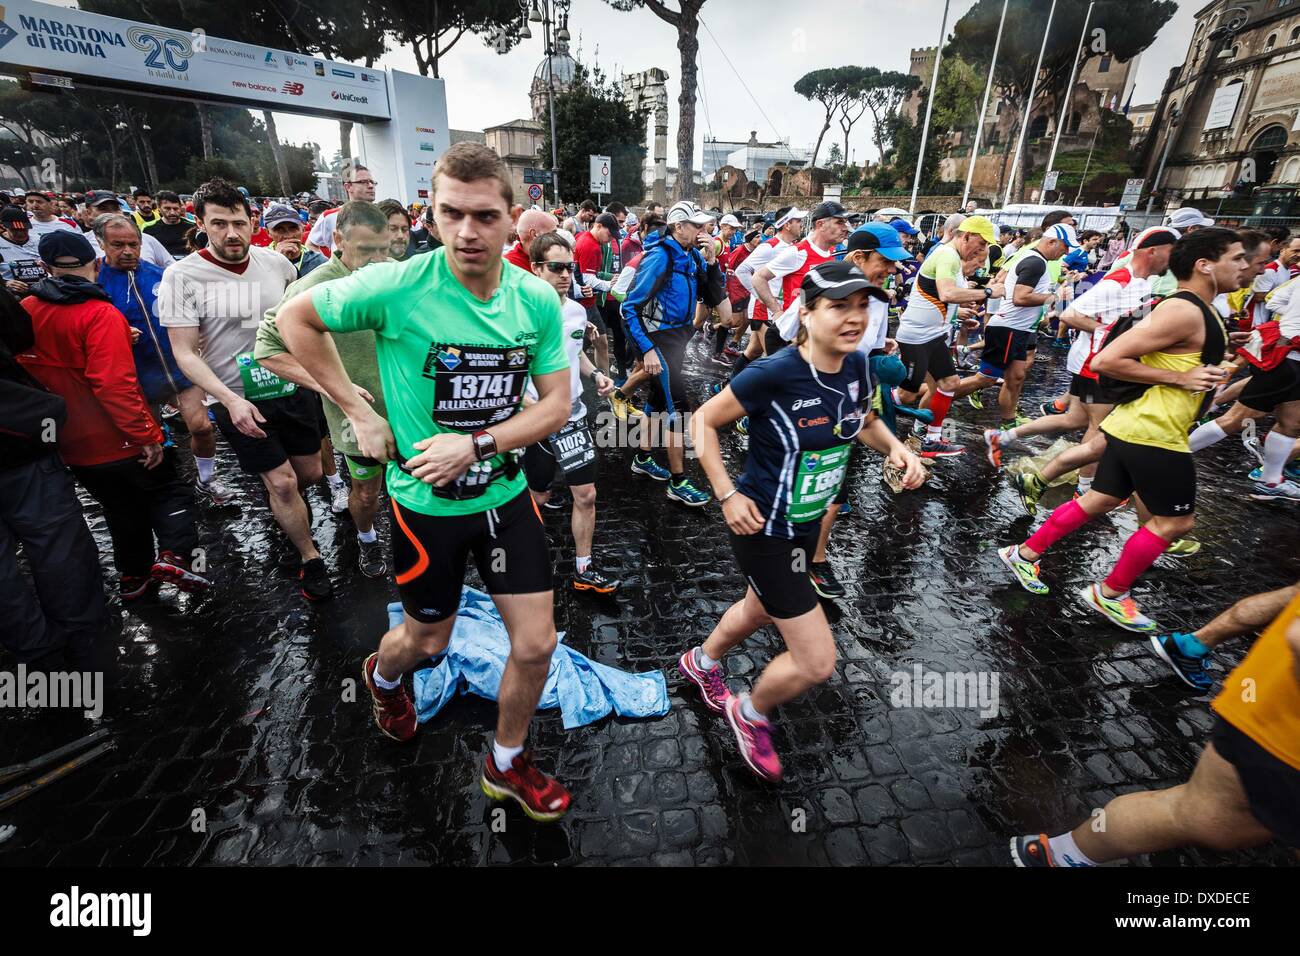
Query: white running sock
372 663 401 690
1263 429 1295 484
575 554 592 574
327 472 345 489
1188 419 1227 453
357 528 377 544
493 740 524 773
695 647 719 671
999 427 1020 444
740 694 768 724
1047 830 1098 867
195 456 215 483
1077 475 1093 495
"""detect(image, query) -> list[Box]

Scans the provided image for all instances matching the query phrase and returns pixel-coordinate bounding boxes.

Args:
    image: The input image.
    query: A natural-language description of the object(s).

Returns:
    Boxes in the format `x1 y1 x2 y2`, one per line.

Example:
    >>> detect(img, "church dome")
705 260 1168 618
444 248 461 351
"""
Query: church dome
533 51 576 86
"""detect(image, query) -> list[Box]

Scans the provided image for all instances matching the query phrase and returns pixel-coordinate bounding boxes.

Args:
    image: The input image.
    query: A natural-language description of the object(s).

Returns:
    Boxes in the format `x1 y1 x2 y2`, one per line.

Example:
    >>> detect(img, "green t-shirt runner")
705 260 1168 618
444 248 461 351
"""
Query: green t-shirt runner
311 246 569 517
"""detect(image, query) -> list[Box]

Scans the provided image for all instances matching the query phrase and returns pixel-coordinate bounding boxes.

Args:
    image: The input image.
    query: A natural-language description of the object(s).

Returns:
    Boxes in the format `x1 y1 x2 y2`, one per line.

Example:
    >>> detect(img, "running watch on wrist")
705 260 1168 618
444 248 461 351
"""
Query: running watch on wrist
471 430 497 461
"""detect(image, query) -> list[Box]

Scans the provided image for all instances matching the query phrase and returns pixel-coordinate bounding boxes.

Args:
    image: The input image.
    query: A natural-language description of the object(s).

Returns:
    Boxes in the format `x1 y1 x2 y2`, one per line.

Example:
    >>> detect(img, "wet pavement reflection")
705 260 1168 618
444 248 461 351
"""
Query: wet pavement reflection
2 342 1296 866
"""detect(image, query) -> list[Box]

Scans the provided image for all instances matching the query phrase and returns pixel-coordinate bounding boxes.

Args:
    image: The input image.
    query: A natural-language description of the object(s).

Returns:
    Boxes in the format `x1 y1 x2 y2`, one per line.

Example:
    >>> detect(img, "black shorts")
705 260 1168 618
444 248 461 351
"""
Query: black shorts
211 389 322 476
730 521 822 619
390 490 552 623
899 335 957 392
979 325 1033 377
584 303 606 334
749 317 769 332
307 389 329 435
646 325 694 426
523 423 599 491
1211 717 1300 847
1093 433 1196 517
1068 373 1118 406
1240 359 1300 414
763 323 789 356
1026 331 1039 352
730 295 751 315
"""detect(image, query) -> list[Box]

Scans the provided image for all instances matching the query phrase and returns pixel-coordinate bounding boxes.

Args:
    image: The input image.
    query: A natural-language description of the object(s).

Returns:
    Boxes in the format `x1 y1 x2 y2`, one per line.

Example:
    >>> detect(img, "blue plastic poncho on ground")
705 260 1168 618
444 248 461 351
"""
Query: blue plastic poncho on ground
390 590 670 730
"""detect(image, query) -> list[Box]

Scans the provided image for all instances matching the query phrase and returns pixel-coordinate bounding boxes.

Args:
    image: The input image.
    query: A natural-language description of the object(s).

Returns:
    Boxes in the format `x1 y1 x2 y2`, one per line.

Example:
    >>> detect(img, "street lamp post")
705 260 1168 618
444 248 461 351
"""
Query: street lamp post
516 0 571 208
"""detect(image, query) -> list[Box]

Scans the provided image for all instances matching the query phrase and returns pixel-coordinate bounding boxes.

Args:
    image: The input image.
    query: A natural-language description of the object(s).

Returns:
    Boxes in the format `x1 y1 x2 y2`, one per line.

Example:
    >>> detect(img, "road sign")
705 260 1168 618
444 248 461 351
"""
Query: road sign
523 167 553 185
1042 170 1059 193
590 155 611 195
1119 178 1145 211
527 183 543 202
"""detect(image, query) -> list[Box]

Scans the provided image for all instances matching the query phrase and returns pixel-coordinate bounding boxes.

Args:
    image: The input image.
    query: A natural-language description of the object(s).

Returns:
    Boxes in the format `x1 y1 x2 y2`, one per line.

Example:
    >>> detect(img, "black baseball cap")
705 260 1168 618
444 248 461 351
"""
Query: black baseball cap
810 200 849 224
1 205 30 227
39 230 96 267
85 190 119 208
801 261 889 305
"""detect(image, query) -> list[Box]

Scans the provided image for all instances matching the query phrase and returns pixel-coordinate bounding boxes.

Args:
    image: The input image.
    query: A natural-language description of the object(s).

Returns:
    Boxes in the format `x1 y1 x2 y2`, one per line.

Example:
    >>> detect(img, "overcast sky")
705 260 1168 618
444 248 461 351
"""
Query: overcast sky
45 0 1199 182
271 0 1200 176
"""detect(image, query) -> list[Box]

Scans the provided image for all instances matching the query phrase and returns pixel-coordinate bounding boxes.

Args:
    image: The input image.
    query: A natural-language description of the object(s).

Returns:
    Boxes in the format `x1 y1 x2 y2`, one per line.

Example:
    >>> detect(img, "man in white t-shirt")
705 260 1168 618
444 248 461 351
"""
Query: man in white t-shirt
522 232 622 594
306 164 378 256
729 207 804 374
159 179 334 601
24 191 77 240
994 227 1177 516
1246 234 1300 327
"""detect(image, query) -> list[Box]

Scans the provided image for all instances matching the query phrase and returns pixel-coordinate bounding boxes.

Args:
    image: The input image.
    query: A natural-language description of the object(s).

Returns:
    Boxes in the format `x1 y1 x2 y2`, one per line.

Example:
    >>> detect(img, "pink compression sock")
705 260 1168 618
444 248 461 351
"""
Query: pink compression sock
1103 526 1171 594
1024 498 1092 556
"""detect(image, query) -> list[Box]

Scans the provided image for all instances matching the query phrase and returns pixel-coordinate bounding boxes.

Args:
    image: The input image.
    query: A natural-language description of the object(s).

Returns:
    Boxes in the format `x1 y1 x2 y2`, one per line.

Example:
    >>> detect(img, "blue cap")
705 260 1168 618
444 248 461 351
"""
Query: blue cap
845 222 914 262
889 217 919 236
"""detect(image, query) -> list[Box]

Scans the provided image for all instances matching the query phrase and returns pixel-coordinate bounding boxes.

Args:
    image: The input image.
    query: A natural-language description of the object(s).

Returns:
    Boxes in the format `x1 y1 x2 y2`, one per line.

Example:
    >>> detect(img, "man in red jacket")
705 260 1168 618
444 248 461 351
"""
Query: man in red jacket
18 232 209 600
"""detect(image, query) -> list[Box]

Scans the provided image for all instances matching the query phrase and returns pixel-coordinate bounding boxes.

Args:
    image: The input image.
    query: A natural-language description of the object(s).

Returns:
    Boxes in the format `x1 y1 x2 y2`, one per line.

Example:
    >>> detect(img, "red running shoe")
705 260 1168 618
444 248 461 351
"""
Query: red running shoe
151 550 211 593
480 751 571 822
362 652 417 742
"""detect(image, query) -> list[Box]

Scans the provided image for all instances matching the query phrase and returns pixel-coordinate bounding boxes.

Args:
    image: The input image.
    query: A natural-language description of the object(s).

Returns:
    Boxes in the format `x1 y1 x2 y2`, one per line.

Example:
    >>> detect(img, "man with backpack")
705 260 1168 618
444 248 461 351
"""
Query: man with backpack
997 228 1248 634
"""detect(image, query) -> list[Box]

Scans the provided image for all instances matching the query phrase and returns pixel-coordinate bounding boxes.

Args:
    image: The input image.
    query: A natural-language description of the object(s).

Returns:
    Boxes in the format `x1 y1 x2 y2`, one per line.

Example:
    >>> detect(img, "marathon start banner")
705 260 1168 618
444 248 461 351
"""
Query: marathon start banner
0 0 391 120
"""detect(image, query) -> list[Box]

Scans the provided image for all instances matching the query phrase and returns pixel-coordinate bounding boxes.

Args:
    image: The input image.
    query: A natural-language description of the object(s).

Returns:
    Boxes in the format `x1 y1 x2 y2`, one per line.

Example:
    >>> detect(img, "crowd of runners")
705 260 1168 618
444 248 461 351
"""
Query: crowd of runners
2 141 1297 864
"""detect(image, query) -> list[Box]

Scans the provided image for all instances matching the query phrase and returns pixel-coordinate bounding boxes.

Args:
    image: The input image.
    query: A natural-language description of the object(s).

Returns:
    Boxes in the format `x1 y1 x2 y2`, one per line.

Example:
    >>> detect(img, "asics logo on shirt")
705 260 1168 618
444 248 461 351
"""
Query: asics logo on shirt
791 398 822 410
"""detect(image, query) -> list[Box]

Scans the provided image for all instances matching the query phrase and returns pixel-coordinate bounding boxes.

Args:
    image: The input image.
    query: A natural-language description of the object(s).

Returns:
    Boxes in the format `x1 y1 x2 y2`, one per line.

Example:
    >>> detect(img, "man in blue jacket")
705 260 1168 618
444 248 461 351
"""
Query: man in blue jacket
95 213 232 504
622 200 721 506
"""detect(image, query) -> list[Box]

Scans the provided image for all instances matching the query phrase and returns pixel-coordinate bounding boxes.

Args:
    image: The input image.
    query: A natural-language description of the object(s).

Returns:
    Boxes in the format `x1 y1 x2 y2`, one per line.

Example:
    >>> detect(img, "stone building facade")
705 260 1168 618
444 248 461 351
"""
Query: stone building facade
1145 0 1300 203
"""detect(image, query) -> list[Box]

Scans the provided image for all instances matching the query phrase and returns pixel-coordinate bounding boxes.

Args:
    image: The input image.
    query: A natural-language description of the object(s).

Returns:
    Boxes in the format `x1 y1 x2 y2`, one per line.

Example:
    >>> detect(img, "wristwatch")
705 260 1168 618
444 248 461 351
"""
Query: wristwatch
983 287 993 300
471 430 497 462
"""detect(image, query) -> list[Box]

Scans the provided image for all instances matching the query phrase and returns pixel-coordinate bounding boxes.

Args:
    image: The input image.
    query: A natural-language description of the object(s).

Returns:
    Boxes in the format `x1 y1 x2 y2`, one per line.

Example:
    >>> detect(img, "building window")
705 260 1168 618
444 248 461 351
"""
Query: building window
1267 34 1277 51
1098 54 1112 73
1229 45 1239 61
1292 27 1300 43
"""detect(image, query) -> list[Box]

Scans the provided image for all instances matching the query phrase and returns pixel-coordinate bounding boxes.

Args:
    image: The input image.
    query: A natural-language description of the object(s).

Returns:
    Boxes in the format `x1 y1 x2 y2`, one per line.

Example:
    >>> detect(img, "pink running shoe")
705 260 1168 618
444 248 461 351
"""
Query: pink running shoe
678 648 732 713
725 696 782 782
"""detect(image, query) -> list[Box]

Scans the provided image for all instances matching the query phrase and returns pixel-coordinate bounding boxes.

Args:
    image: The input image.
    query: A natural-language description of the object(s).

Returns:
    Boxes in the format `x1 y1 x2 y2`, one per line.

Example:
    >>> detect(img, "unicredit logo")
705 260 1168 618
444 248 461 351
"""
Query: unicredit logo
331 90 369 103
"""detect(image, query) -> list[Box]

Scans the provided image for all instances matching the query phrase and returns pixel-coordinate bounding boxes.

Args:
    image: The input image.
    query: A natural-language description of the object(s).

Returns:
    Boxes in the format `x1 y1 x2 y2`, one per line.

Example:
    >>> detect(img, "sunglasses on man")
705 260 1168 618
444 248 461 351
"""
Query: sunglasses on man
534 261 577 274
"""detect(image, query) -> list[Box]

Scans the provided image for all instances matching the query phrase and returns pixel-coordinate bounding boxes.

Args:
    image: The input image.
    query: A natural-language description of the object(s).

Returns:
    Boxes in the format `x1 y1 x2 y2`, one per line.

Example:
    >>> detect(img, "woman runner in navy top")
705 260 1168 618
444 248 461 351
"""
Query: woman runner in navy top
683 260 927 782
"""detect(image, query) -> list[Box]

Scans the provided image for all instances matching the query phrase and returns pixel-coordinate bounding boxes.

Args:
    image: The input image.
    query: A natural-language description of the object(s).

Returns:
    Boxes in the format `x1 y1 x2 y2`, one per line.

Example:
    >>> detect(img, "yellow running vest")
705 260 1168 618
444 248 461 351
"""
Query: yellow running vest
1101 349 1205 452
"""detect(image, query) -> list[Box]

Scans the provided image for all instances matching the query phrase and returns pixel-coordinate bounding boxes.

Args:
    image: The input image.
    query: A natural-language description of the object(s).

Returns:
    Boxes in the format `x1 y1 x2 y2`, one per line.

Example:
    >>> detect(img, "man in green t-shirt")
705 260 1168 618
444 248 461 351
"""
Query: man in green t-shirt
275 143 575 822
254 200 392 578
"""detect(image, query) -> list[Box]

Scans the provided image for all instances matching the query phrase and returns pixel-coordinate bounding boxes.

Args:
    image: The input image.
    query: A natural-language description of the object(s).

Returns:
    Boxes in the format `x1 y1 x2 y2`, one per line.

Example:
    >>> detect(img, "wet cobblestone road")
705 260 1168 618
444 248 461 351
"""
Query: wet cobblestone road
2 340 1297 866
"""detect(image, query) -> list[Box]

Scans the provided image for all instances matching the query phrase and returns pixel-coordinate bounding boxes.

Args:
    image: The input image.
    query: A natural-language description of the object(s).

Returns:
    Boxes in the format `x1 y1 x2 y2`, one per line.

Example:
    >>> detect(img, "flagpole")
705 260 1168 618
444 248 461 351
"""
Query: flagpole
1004 0 1058 207
910 0 952 216
962 0 1009 209
1046 0 1094 185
